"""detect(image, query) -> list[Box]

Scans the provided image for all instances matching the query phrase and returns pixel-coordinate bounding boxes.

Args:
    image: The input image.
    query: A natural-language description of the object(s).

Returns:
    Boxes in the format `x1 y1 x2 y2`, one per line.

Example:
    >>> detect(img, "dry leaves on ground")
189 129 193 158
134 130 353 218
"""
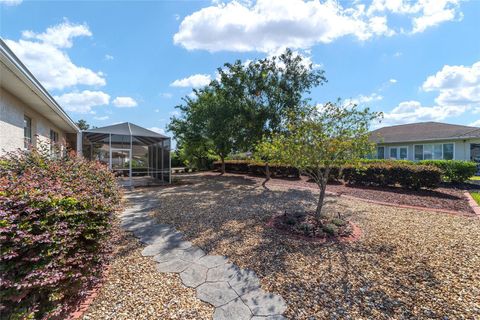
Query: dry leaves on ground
147 174 480 319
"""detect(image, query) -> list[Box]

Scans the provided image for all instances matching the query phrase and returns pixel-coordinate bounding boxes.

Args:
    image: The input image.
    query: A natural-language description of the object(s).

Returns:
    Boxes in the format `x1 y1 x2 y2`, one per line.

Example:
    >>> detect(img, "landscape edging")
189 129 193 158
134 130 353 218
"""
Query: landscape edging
464 192 480 216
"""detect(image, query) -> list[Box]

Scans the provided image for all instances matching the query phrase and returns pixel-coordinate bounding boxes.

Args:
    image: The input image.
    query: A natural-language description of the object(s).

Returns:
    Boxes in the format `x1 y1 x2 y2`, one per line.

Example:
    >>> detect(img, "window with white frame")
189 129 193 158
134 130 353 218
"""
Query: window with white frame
24 115 32 149
389 146 408 160
414 143 454 160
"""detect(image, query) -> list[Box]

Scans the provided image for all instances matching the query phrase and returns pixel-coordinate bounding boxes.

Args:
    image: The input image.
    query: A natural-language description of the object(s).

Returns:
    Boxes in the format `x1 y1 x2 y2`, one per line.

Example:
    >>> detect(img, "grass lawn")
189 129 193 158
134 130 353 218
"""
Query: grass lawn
471 192 480 205
470 176 480 181
144 174 480 319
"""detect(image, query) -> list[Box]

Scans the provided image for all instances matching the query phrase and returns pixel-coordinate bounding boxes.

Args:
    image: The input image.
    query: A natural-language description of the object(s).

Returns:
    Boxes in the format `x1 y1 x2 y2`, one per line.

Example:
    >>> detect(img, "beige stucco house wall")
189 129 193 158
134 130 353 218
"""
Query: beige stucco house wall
0 39 80 156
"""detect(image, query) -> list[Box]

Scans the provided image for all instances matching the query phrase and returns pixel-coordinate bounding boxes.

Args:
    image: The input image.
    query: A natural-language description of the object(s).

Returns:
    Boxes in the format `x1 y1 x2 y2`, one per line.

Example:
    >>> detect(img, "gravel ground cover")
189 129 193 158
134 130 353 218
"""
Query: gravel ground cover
82 220 213 320
148 174 480 319
198 172 474 214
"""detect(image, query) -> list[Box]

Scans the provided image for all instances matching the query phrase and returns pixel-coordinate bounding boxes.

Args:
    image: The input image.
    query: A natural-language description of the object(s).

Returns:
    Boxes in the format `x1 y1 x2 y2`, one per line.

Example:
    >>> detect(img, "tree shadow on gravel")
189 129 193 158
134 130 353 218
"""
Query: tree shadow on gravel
126 174 473 319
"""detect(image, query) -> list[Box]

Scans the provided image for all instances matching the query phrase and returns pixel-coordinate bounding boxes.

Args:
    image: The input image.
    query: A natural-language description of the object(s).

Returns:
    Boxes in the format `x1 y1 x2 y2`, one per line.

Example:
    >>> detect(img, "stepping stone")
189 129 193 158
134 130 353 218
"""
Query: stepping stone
180 263 209 288
156 258 193 273
142 240 192 256
251 316 287 320
196 282 239 307
153 246 206 263
228 269 261 295
240 289 287 316
206 263 240 282
121 219 158 231
137 229 185 246
132 223 173 237
213 297 252 320
197 255 228 268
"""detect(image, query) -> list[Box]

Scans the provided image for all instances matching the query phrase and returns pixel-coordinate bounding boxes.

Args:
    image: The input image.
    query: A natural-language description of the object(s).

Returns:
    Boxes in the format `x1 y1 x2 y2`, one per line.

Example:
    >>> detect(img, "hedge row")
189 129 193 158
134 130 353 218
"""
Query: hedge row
418 160 477 183
360 159 477 183
213 159 443 189
342 162 442 190
0 150 122 319
213 160 300 178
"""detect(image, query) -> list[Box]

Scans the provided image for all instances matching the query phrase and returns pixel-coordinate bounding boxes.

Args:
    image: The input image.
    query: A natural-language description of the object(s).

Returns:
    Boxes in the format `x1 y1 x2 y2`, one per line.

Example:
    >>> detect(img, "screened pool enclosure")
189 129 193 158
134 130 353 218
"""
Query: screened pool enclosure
81 122 170 187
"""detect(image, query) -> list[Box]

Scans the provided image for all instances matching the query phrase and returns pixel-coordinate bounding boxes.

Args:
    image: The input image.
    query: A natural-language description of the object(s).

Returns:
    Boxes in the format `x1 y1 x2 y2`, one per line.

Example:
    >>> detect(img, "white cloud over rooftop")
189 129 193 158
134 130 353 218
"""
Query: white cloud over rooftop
174 0 462 53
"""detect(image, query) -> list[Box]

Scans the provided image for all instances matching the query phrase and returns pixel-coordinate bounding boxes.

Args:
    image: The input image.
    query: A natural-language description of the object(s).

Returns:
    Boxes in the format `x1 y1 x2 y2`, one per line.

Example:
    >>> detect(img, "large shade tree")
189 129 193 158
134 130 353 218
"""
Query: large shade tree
169 88 239 174
258 102 382 220
168 49 327 172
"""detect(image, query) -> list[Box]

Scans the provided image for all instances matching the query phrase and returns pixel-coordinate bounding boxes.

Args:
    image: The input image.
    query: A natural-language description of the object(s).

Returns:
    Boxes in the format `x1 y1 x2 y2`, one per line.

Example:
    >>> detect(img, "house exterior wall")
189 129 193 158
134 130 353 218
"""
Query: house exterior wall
377 139 480 161
0 88 68 155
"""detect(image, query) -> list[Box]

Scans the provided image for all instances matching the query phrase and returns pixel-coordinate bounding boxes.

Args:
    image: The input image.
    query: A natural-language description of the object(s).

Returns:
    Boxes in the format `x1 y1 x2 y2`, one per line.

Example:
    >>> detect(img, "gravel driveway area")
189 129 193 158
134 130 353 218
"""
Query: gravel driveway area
144 173 480 319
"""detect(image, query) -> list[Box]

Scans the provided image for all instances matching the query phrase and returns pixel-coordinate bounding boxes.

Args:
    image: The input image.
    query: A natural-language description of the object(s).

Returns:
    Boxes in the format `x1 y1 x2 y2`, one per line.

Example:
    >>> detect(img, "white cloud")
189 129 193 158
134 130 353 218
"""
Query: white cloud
5 21 105 90
469 120 480 127
0 0 22 5
368 0 462 34
174 0 463 53
54 90 110 113
381 100 468 126
170 74 211 88
174 0 393 53
104 54 114 60
21 20 91 48
422 61 480 107
148 127 166 135
346 93 383 106
112 96 138 108
389 78 397 83
94 115 109 121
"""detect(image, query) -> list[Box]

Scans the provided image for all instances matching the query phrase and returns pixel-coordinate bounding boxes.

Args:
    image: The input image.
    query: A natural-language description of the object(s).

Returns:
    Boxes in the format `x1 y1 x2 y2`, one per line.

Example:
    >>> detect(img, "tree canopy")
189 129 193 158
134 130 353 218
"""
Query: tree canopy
168 49 327 172
257 102 382 219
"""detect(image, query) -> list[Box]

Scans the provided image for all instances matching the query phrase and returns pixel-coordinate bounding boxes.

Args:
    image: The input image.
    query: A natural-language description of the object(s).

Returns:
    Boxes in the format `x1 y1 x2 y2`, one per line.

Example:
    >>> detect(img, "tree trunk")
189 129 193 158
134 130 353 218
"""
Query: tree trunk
315 180 327 221
262 163 271 188
220 156 225 175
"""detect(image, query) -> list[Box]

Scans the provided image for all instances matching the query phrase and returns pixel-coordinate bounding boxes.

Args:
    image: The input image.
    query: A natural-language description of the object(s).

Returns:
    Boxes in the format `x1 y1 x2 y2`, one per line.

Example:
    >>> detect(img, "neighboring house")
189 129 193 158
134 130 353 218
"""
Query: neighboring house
0 39 80 156
370 122 480 167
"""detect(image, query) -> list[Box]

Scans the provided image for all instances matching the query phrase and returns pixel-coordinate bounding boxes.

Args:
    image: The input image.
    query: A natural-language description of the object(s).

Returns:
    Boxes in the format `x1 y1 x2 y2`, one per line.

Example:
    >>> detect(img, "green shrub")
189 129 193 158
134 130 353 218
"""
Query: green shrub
343 162 442 190
0 149 121 319
418 160 477 183
322 223 339 236
213 160 300 178
331 218 346 227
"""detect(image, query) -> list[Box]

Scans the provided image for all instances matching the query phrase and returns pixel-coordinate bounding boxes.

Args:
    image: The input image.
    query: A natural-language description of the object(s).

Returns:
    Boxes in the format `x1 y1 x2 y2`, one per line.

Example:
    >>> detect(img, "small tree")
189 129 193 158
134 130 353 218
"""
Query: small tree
254 136 284 187
267 102 382 220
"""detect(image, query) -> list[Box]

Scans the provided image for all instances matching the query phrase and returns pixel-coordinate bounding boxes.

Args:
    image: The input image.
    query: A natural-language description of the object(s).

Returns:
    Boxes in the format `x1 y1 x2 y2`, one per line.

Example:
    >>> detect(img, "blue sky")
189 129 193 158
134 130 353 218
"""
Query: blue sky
1 0 479 138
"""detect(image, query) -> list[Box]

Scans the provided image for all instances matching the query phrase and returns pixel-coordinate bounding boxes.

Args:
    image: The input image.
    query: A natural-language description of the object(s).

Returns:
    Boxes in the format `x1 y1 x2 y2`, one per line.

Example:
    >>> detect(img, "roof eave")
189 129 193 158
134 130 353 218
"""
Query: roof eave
0 39 80 133
374 135 480 144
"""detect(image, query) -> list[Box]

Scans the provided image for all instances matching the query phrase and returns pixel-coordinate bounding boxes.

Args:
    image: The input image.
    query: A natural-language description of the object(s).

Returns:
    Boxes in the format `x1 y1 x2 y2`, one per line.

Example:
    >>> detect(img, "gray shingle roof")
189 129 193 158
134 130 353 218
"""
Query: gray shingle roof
84 122 168 138
370 122 480 143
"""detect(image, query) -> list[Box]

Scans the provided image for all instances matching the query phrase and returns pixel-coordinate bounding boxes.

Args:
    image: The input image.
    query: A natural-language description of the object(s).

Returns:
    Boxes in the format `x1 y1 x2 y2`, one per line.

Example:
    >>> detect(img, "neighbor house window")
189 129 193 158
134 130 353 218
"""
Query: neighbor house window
50 129 59 156
413 143 454 160
389 146 408 160
24 115 32 149
443 144 454 160
377 146 385 159
414 145 423 161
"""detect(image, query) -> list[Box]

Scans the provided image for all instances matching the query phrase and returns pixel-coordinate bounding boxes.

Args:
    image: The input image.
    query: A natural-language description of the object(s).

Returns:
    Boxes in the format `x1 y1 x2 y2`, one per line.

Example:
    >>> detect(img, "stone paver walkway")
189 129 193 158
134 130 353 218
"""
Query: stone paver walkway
121 191 287 320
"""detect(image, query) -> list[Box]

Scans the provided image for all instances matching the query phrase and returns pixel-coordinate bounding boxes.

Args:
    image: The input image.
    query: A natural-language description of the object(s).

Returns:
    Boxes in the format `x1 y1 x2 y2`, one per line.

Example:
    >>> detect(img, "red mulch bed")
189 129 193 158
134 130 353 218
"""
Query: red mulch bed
197 172 475 214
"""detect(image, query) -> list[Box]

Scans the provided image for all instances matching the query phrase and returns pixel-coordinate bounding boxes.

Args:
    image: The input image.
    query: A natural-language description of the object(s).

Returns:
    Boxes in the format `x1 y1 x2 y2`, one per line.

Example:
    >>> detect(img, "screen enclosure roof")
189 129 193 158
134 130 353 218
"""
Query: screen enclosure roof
83 122 169 145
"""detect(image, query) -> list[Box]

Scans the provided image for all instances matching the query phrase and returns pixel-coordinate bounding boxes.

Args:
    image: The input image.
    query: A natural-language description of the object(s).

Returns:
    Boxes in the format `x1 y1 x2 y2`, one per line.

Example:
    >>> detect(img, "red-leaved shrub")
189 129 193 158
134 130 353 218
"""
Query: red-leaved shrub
0 149 121 319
